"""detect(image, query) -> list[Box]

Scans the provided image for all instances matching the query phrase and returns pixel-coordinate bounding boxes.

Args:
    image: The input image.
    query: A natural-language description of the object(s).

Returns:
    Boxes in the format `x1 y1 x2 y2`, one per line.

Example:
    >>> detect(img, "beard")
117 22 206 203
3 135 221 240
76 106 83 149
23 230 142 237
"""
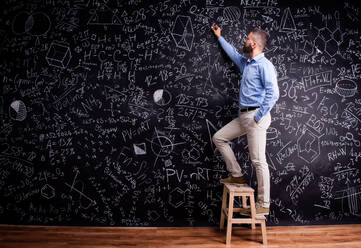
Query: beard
243 44 252 54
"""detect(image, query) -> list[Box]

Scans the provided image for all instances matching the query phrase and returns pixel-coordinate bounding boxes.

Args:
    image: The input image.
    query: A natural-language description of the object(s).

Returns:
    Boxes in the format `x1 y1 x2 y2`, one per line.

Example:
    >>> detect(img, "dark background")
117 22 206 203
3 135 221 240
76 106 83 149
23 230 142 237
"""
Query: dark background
0 0 360 226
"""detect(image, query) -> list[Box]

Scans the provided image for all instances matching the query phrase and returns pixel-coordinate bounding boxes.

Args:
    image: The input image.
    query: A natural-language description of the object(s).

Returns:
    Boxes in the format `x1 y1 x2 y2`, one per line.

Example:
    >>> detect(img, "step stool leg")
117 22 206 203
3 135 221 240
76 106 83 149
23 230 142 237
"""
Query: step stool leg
220 185 227 231
242 195 247 208
250 194 256 230
261 219 267 245
226 192 234 246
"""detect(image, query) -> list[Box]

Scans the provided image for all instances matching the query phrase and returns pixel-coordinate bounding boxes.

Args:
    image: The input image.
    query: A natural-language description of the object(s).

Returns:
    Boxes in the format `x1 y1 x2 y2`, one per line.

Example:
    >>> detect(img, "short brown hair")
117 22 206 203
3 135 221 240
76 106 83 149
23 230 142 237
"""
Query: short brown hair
250 28 270 50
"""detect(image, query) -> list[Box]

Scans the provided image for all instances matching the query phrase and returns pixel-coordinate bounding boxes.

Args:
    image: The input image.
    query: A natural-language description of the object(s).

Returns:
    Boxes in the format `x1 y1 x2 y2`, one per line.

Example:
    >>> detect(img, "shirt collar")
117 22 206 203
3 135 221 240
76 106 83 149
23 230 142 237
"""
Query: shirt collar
247 53 265 63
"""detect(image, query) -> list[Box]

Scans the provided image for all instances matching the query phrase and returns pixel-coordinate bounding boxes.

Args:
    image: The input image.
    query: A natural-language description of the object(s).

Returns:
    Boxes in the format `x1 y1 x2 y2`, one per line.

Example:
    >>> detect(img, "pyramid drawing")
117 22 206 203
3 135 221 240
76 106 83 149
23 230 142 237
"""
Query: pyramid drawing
280 8 296 32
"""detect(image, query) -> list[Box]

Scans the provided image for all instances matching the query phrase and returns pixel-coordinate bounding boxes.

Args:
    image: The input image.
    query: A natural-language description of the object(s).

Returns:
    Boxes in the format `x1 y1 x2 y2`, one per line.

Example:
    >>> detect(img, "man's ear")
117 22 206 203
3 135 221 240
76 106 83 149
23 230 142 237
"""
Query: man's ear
251 41 257 49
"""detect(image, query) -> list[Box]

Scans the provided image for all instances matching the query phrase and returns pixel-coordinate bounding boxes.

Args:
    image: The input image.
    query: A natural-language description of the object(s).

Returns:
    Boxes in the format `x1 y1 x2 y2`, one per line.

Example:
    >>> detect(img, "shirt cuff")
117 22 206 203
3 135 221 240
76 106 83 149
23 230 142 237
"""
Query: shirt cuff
254 111 262 122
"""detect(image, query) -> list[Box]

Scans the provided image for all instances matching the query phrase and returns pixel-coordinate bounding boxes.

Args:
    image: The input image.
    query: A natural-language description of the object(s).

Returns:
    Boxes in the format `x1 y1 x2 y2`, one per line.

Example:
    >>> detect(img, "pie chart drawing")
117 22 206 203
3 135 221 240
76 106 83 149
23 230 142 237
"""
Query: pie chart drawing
9 100 27 121
151 135 174 157
153 89 172 106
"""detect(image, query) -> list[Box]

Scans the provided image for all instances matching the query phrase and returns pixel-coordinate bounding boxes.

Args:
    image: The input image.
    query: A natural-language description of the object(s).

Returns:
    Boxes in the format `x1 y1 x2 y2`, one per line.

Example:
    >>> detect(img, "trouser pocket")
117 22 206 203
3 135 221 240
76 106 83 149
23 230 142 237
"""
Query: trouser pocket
255 112 271 129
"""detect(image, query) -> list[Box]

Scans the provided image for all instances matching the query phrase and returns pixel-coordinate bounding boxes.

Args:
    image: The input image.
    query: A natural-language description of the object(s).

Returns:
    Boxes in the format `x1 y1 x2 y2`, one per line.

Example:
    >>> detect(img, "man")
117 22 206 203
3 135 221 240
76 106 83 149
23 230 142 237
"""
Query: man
211 25 279 215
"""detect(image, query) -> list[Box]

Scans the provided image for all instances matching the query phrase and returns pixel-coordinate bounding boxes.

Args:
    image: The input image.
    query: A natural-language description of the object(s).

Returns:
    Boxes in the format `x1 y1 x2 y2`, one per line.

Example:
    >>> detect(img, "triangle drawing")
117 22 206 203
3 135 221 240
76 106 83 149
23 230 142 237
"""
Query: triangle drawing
206 119 218 152
280 8 296 32
134 143 147 155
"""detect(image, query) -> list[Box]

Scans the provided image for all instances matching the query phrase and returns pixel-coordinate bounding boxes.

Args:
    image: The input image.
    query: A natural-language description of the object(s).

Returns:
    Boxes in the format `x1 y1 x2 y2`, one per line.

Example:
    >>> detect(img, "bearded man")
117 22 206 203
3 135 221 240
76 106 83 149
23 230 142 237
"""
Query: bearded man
211 26 279 215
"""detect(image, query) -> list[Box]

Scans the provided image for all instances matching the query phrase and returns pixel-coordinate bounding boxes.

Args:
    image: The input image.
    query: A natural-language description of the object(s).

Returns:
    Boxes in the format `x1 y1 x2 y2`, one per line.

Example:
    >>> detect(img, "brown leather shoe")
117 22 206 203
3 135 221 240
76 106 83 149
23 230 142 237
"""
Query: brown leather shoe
220 176 246 184
239 207 269 216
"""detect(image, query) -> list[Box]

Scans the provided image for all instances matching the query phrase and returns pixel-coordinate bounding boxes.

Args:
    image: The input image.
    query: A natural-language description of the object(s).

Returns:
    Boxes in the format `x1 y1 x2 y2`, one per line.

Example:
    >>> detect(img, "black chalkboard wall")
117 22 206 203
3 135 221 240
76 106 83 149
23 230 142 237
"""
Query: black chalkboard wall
0 0 360 227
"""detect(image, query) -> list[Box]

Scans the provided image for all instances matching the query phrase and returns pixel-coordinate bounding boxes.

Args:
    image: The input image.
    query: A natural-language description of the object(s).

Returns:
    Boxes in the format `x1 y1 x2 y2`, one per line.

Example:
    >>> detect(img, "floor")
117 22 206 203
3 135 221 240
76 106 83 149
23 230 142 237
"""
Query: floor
1 224 361 247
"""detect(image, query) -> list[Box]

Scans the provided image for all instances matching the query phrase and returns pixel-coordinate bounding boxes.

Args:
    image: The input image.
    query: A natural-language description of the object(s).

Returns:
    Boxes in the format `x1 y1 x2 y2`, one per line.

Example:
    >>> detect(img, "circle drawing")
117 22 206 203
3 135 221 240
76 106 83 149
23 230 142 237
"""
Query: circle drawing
9 100 27 121
151 135 174 157
153 89 172 106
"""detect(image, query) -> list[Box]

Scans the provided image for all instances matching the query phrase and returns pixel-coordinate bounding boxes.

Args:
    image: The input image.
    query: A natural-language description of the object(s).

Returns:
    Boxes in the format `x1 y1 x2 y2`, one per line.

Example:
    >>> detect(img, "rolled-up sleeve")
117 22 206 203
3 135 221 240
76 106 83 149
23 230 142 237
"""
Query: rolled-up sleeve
218 37 246 72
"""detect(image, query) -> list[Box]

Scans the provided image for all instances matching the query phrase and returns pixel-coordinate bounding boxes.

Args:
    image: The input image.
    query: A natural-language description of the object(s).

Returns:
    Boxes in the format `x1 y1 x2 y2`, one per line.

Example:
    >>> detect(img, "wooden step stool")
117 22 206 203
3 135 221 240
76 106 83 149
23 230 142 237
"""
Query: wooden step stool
220 183 267 245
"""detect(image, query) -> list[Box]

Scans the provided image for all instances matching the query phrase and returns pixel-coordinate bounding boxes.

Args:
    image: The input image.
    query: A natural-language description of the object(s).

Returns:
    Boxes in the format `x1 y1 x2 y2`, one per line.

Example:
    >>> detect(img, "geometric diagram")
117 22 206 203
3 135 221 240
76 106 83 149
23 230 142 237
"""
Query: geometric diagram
169 187 185 208
189 147 200 160
297 128 320 163
12 11 51 36
150 133 174 158
148 128 186 167
332 29 343 44
147 210 160 221
302 40 314 55
335 79 357 101
324 38 338 57
223 7 241 22
46 42 72 69
280 8 296 33
133 143 147 155
149 128 185 158
339 132 360 147
9 100 27 121
171 15 194 51
65 170 96 209
153 89 172 106
41 184 55 199
181 147 200 162
314 26 340 57
334 185 361 217
205 119 218 152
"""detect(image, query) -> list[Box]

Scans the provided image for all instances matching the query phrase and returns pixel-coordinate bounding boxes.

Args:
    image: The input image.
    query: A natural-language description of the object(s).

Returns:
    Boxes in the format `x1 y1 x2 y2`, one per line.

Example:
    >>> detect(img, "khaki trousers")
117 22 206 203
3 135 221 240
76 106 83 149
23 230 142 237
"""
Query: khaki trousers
212 110 271 208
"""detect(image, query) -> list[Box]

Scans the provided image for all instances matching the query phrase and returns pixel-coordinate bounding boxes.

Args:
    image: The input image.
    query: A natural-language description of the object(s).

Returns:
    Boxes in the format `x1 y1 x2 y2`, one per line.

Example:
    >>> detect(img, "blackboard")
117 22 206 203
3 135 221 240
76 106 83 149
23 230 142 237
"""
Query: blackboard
0 0 360 227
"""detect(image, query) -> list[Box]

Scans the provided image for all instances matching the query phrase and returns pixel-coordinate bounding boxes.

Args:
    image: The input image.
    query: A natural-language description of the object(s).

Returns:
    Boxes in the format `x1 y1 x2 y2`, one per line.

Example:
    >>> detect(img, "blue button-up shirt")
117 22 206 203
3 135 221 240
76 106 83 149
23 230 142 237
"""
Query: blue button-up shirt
218 37 279 122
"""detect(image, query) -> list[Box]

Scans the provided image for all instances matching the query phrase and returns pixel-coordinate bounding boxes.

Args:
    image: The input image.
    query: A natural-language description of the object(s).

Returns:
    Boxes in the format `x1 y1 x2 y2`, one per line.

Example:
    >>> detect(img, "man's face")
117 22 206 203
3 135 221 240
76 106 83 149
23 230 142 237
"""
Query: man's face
243 32 254 54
